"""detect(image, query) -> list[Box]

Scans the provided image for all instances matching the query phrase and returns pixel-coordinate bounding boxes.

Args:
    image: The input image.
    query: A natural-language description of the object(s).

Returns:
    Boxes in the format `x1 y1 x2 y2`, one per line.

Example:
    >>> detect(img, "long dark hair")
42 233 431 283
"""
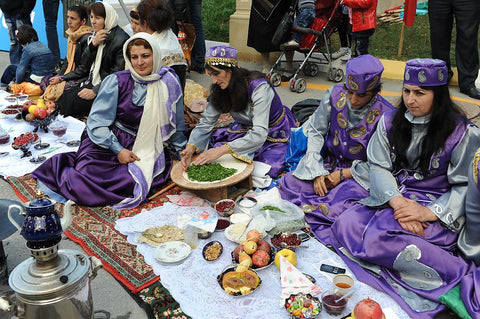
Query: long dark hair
205 64 266 113
390 84 465 173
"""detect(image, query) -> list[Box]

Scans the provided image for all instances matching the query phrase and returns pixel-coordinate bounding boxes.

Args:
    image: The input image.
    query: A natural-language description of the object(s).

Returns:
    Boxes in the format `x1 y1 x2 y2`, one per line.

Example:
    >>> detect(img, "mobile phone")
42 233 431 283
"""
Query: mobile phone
320 263 346 274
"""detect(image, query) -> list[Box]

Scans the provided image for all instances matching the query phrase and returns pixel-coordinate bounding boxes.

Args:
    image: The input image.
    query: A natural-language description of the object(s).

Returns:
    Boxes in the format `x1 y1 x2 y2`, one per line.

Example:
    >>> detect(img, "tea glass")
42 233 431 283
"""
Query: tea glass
332 274 355 297
48 120 68 143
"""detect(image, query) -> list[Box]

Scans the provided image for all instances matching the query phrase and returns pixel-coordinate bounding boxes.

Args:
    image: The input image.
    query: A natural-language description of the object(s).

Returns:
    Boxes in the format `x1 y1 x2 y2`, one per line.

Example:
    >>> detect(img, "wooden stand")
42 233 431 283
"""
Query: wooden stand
170 159 254 203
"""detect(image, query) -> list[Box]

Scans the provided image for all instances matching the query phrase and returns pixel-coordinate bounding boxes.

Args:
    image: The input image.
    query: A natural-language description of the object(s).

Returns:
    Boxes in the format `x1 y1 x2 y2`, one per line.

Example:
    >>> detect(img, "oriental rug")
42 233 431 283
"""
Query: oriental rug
7 174 190 319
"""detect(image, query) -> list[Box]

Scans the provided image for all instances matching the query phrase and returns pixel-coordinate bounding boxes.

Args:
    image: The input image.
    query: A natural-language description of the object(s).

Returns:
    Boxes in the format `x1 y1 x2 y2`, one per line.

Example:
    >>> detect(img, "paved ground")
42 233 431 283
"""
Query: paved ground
0 36 478 318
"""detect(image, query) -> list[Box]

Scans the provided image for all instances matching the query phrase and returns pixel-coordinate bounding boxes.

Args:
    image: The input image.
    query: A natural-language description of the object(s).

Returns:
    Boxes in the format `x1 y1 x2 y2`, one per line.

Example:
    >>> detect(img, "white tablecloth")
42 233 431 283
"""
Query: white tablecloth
0 91 85 177
115 203 409 319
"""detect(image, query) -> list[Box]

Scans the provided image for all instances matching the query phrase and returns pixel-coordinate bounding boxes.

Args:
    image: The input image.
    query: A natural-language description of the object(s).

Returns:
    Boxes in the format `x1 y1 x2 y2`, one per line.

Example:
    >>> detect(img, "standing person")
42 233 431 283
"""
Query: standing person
1 25 55 87
56 1 129 118
342 0 377 56
168 0 206 73
180 45 297 178
43 0 61 67
42 5 93 101
137 0 188 90
330 59 480 318
33 32 187 209
429 0 480 100
278 55 394 244
247 0 292 74
0 0 35 66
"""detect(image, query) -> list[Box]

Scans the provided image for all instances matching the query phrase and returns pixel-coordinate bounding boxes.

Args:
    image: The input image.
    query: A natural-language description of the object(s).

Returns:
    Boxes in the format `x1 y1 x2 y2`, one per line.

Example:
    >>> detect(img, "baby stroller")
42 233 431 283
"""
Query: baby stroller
267 0 344 93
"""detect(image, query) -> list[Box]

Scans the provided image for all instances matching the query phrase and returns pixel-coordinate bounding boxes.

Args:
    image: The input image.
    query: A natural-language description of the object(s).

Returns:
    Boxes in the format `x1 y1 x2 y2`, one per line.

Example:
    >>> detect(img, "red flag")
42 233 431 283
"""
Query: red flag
403 0 417 27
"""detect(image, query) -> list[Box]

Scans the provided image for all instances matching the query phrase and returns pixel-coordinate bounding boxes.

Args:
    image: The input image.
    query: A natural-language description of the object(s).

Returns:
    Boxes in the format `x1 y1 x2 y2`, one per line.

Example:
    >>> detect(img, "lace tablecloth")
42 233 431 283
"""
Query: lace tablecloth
116 203 409 319
0 91 85 177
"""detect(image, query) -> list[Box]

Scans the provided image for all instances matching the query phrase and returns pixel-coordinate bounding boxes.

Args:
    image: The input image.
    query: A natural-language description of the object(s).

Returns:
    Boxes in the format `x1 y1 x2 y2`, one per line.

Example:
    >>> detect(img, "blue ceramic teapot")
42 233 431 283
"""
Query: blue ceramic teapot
7 191 73 243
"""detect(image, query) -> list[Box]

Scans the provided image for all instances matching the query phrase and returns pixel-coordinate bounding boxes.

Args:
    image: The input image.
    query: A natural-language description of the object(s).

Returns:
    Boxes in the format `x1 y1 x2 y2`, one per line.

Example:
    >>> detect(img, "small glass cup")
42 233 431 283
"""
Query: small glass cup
332 274 355 297
321 290 348 315
183 225 199 249
48 120 68 143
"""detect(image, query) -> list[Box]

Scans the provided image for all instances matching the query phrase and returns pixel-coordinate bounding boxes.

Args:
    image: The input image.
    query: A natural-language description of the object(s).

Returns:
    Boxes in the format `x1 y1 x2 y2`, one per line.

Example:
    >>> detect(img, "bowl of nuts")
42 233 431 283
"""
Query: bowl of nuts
202 240 223 261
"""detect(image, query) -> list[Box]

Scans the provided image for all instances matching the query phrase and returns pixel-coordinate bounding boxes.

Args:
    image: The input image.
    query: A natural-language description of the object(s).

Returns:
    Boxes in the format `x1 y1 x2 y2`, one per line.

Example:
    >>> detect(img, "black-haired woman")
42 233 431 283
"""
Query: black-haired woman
330 59 480 318
42 5 93 101
0 25 55 87
180 45 297 178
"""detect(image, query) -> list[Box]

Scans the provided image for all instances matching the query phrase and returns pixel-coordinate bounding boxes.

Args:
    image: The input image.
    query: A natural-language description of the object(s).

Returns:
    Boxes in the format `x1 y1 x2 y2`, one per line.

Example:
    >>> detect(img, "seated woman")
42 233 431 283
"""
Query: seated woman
42 5 93 101
330 59 480 318
56 1 129 118
180 45 297 178
136 0 187 91
32 32 187 209
278 54 394 244
458 147 480 266
0 25 55 88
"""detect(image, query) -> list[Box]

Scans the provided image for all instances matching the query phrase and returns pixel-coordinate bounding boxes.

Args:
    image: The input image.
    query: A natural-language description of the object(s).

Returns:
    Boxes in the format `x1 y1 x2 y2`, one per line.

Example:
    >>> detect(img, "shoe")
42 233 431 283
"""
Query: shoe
460 86 480 100
281 39 299 49
340 48 351 62
331 47 349 60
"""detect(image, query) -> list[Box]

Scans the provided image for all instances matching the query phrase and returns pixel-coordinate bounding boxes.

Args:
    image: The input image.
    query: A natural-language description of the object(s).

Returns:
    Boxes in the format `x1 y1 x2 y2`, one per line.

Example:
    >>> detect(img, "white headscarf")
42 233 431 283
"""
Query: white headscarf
124 32 175 190
90 2 119 86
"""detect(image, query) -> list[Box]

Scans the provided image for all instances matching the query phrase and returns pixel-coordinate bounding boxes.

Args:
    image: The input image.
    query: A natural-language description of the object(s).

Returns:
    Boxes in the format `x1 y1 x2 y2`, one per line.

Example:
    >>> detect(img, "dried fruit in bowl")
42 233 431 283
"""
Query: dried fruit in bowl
12 132 39 149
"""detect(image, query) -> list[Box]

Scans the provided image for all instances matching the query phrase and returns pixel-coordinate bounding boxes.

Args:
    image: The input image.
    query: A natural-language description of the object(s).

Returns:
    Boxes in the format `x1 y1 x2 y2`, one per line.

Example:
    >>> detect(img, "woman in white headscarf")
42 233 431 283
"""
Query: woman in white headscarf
33 32 187 209
56 1 129 119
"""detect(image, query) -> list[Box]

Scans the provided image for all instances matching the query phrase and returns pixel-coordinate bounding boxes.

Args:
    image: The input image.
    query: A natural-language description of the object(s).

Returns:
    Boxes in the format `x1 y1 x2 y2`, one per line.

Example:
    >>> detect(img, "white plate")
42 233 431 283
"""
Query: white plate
154 241 191 263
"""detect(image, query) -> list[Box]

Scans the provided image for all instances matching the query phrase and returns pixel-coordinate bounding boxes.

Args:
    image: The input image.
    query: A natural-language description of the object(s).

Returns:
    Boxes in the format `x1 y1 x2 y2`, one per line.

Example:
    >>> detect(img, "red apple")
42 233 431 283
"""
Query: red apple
233 244 244 262
22 100 34 111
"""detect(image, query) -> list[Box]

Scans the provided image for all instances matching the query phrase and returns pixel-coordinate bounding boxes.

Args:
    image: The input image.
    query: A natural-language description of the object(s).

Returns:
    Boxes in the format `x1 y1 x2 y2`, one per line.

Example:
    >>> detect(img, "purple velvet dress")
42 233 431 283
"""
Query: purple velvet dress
279 86 393 244
189 78 297 178
33 70 182 208
330 111 480 318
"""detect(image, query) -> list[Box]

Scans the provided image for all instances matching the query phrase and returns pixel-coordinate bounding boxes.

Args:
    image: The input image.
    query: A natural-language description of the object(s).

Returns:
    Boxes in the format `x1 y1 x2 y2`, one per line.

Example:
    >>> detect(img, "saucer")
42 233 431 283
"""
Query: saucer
154 241 191 263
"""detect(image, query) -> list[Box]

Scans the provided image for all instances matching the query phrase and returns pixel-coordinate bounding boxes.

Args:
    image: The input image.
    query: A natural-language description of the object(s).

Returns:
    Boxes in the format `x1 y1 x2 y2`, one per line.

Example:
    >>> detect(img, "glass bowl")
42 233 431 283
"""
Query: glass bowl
285 293 322 318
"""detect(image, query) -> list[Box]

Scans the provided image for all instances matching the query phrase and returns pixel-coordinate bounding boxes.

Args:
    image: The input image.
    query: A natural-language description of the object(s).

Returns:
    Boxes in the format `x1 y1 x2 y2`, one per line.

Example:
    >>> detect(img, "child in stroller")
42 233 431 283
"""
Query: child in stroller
282 0 316 49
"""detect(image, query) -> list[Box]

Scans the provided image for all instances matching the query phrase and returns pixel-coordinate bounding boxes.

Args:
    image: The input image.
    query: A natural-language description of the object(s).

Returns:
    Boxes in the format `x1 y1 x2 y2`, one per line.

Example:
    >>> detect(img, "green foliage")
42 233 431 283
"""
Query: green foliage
202 0 236 42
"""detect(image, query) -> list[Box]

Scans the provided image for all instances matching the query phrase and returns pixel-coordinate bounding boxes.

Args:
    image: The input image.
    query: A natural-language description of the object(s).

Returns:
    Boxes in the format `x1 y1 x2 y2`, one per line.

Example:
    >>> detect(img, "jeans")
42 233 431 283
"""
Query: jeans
4 14 32 65
293 7 316 43
1 65 17 86
189 0 206 70
43 0 61 65
352 28 375 56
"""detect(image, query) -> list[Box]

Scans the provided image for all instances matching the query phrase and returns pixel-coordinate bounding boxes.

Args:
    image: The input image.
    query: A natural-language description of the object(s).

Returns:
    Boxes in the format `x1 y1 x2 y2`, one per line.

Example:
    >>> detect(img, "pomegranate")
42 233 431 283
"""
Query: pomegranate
233 244 244 262
252 249 270 268
34 107 48 119
246 229 262 244
22 100 34 111
257 240 271 253
352 298 384 319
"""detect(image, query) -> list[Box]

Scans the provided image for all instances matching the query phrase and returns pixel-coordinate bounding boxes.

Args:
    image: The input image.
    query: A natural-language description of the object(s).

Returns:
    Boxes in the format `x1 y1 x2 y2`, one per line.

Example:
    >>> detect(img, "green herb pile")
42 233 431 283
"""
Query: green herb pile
187 163 237 182
260 205 285 213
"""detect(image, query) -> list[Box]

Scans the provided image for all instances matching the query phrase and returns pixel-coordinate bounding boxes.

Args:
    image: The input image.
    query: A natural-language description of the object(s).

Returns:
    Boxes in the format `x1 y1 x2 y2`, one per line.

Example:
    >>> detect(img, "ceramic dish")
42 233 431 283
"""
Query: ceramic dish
202 241 223 261
153 241 191 263
214 199 236 217
215 218 231 231
66 140 81 147
285 293 322 318
217 264 262 297
29 156 46 164
34 142 50 150
270 232 310 250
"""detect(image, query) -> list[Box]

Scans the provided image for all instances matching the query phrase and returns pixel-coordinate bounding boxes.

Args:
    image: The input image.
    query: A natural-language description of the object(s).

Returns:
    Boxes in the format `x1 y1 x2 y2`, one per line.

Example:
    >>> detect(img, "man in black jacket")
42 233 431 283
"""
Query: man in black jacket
0 0 36 65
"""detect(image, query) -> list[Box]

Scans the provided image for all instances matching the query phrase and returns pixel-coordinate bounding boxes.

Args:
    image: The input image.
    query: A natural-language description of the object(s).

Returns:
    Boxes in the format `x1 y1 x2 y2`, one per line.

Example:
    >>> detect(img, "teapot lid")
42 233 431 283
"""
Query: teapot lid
28 190 54 208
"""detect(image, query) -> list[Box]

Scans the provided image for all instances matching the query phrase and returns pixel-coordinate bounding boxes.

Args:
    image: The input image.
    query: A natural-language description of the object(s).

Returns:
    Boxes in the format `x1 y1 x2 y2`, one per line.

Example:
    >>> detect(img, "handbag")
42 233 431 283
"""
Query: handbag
177 22 196 68
252 0 284 21
271 0 298 47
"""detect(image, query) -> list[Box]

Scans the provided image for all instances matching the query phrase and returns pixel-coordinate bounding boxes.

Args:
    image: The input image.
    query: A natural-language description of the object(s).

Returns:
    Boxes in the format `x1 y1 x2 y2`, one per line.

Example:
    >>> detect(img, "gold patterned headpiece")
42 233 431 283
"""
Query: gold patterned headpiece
205 45 238 68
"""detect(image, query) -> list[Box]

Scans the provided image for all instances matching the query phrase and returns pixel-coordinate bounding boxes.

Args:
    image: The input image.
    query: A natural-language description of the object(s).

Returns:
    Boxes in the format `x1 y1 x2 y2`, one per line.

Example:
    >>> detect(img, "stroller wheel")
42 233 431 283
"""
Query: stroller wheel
270 73 282 87
329 68 345 83
308 63 319 77
294 78 307 93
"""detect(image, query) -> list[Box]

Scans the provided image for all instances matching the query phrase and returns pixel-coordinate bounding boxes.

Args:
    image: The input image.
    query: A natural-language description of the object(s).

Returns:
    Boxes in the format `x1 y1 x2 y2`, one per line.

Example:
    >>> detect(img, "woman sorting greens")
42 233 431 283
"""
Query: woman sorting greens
180 45 297 178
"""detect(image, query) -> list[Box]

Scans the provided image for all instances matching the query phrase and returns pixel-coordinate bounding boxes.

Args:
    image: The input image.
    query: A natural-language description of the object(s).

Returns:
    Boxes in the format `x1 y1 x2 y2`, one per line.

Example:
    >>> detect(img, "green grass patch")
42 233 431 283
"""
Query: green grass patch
202 0 236 43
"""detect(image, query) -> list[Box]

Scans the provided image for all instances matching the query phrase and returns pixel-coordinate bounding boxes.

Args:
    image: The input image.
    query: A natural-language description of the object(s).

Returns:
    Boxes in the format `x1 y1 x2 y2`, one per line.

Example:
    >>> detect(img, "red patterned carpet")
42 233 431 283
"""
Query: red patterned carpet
7 174 179 292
